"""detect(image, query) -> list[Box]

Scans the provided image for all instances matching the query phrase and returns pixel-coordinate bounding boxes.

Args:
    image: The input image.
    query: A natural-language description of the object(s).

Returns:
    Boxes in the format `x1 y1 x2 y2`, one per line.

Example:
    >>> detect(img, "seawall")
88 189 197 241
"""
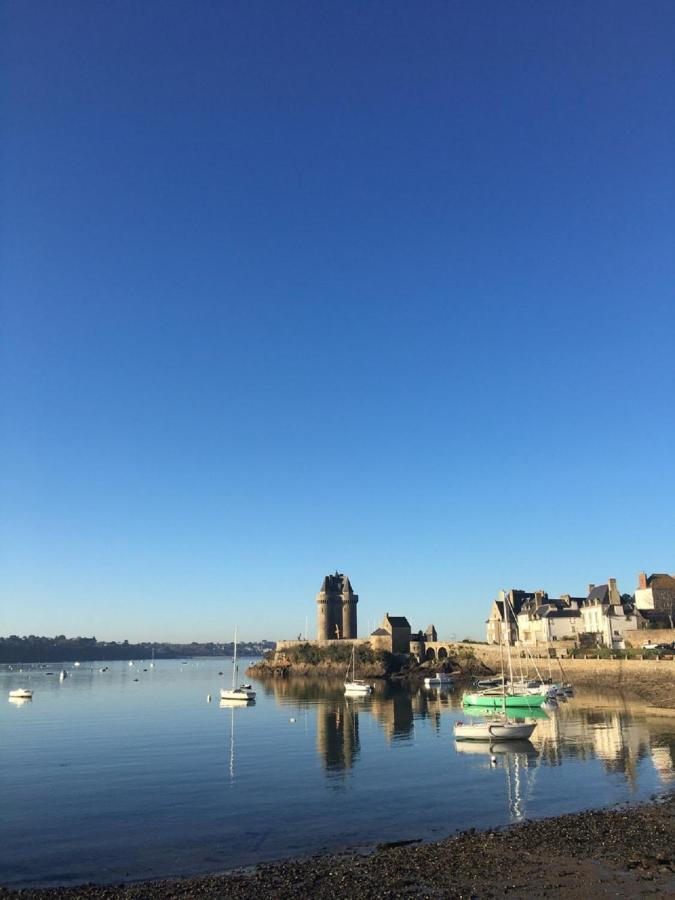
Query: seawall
464 643 675 708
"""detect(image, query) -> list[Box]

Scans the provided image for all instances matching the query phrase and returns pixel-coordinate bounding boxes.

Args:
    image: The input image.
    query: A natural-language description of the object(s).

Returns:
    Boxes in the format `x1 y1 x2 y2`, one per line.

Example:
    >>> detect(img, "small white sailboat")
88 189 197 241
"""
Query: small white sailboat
59 670 67 681
220 628 256 702
454 715 536 741
9 688 33 699
344 644 372 695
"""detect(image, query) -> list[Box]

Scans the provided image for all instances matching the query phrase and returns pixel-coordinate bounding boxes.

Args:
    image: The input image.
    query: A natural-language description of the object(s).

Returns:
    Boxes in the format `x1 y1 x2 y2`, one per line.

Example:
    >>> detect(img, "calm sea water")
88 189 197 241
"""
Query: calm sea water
1 659 674 887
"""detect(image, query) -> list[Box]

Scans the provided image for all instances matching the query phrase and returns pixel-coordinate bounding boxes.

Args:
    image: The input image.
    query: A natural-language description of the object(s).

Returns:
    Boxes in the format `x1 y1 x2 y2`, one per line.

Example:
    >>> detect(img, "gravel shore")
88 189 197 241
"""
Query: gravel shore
3 794 673 899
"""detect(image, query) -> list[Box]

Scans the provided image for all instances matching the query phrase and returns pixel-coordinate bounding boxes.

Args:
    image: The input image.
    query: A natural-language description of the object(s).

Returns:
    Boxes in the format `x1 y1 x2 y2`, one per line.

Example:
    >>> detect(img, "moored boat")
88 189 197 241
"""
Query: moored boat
9 688 33 699
344 645 372 695
220 628 256 702
454 716 537 741
462 689 547 709
424 672 454 687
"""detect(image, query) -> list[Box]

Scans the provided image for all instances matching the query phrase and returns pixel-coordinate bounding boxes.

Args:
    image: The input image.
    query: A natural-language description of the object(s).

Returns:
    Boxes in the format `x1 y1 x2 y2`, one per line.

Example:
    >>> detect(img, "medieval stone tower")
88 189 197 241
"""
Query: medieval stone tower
316 572 358 640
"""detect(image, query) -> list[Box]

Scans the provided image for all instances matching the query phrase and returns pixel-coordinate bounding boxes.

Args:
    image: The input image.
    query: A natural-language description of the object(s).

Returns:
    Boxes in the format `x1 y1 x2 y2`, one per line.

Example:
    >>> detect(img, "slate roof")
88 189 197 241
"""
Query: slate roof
371 628 389 636
385 615 411 628
587 584 609 603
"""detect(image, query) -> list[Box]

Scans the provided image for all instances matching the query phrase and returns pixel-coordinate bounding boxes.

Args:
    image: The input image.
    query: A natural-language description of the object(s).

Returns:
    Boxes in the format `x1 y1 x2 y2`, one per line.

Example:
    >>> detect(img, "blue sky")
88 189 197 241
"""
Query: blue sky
2 1 674 642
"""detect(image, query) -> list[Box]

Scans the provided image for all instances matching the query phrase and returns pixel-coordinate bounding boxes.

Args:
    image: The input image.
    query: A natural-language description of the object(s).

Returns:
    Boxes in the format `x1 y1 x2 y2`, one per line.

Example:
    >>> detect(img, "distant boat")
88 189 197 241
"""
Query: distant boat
424 672 454 687
73 661 80 667
150 647 155 668
220 628 256 702
9 688 33 699
344 644 372 695
59 670 67 681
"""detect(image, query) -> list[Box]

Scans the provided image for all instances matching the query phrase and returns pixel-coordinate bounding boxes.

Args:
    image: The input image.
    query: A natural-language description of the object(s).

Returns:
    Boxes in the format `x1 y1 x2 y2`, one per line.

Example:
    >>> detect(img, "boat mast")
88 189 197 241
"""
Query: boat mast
499 623 507 713
504 593 514 689
232 627 238 690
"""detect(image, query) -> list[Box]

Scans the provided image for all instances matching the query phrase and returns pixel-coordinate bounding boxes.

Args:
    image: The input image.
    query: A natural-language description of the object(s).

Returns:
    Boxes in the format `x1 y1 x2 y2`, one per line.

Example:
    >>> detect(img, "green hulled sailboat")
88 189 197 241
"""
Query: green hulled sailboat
462 689 546 709
462 592 547 710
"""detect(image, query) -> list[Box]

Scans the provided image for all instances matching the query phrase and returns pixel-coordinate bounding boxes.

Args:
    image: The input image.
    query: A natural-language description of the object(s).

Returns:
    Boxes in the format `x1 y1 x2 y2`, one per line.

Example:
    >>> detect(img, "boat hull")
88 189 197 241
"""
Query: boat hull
462 692 545 708
220 688 256 701
344 682 372 695
454 721 537 741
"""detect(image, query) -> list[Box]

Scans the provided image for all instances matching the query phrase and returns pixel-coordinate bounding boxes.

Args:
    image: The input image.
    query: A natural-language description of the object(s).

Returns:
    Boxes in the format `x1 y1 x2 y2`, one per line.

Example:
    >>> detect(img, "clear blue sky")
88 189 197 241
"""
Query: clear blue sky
2 1 674 643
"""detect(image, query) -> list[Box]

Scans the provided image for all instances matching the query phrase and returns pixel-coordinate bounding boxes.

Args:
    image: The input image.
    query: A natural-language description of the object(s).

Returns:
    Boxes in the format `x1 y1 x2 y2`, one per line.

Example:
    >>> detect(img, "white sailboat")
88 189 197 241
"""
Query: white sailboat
344 644 372 695
220 628 256 702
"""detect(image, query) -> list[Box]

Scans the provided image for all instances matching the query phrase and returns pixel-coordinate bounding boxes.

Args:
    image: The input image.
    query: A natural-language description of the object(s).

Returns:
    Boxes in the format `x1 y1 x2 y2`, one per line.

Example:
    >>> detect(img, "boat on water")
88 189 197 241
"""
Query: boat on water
59 670 67 680
454 715 536 741
462 701 551 720
461 595 543 730
220 628 256 702
464 683 550 708
344 644 372 695
424 672 454 687
9 688 33 699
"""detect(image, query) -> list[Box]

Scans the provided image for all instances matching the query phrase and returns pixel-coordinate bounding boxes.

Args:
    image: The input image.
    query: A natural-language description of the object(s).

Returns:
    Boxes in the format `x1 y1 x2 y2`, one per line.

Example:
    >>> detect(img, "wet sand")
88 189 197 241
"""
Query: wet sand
3 794 673 899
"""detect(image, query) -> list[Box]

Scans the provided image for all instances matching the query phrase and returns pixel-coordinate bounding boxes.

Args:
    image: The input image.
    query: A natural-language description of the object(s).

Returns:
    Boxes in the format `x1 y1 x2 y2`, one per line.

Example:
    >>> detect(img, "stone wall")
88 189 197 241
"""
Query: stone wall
630 628 675 645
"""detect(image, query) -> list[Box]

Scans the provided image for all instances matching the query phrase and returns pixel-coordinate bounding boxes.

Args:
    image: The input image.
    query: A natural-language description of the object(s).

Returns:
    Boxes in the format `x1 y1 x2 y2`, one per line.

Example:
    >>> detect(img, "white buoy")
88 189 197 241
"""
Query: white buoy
207 694 212 702
289 717 296 723
491 755 497 765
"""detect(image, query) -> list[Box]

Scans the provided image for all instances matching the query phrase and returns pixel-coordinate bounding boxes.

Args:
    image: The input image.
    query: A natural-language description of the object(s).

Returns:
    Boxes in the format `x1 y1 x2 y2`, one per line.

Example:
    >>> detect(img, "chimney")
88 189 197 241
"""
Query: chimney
638 571 647 590
608 577 619 604
587 583 595 596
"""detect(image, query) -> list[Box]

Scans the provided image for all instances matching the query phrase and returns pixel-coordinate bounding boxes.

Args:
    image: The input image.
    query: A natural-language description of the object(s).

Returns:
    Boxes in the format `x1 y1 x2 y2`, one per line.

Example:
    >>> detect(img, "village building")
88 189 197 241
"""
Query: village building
370 614 412 654
579 579 640 648
486 589 547 644
635 572 675 628
516 597 584 645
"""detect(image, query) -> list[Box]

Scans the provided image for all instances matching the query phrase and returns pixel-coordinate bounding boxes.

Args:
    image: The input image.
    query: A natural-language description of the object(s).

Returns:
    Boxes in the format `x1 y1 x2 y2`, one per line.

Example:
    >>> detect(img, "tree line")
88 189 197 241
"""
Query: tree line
0 635 275 664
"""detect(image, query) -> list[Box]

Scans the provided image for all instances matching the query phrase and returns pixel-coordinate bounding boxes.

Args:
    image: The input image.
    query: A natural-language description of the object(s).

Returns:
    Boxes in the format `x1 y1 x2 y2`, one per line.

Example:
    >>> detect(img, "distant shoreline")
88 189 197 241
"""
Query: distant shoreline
0 638 274 666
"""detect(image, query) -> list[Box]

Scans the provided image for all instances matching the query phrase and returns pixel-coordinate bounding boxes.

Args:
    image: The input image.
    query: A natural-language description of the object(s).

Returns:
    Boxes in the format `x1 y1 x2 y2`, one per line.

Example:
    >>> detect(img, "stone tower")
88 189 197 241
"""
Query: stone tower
316 572 358 640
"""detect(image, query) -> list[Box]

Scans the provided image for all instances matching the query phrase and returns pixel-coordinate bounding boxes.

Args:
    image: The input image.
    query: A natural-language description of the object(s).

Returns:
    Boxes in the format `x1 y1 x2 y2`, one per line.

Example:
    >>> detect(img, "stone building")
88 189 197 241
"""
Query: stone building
371 614 412 653
579 579 640 648
635 572 675 628
486 589 547 644
316 572 358 640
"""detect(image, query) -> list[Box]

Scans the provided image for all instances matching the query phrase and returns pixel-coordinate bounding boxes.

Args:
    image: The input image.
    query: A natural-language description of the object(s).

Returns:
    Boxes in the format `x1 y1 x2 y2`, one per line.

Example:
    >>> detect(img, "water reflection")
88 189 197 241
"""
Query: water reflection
316 702 360 776
261 677 675 789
